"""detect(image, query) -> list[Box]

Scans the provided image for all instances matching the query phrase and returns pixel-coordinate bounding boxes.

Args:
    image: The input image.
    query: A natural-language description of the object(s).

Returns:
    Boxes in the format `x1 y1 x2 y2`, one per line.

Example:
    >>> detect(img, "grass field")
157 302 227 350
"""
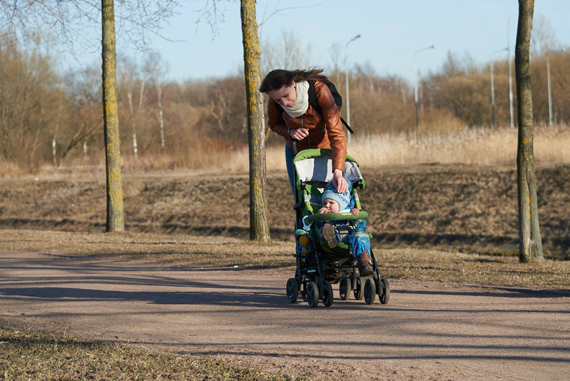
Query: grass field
2 161 569 259
2 229 569 291
0 327 303 380
2 127 569 379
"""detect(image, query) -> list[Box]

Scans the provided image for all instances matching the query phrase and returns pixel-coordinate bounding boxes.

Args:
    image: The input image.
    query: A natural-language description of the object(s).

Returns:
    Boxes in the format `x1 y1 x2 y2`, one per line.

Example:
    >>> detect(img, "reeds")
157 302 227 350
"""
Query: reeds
193 124 570 173
270 124 570 170
3 124 569 178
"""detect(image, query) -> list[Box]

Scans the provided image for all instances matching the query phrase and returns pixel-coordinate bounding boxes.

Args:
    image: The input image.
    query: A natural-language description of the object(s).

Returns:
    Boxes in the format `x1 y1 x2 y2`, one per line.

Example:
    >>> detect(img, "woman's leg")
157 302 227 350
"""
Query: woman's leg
285 144 296 198
286 144 302 253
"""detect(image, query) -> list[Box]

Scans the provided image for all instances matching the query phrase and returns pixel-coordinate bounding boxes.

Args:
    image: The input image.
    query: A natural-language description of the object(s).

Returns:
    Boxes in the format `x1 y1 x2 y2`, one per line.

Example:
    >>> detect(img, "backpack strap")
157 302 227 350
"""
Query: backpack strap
308 81 354 134
307 80 320 113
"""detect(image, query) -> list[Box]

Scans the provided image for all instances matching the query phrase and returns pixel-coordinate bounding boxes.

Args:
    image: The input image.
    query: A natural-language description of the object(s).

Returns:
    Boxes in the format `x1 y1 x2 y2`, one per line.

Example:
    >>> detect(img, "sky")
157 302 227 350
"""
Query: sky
66 0 570 85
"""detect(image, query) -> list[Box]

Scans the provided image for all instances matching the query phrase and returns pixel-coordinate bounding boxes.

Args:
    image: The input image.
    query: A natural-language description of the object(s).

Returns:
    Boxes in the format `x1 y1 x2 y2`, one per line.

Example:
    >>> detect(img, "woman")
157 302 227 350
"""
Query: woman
259 69 348 195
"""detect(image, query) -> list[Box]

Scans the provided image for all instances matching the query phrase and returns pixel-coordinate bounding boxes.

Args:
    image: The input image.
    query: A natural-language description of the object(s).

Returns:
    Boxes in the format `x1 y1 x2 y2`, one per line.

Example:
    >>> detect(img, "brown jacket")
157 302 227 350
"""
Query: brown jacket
267 81 347 173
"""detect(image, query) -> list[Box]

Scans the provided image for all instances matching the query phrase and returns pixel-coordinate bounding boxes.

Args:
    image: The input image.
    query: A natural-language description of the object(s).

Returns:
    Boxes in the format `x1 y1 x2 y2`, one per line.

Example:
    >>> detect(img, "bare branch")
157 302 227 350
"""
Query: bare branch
258 0 326 28
0 0 183 56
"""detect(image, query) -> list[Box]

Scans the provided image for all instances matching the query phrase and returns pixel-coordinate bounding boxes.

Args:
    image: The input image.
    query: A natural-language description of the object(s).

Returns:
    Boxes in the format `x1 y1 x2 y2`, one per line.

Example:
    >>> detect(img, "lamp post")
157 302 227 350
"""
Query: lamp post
508 13 516 128
345 34 361 145
490 47 508 128
414 44 435 141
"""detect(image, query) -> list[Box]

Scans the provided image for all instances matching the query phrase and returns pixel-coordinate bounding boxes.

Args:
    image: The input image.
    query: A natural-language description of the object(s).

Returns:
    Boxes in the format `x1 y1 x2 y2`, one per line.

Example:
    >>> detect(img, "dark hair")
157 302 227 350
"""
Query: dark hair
259 69 329 93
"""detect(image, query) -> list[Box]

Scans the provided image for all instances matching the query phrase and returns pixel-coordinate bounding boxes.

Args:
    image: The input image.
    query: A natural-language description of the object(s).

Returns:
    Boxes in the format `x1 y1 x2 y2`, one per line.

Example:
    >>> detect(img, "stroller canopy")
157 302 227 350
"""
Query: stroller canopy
293 149 365 188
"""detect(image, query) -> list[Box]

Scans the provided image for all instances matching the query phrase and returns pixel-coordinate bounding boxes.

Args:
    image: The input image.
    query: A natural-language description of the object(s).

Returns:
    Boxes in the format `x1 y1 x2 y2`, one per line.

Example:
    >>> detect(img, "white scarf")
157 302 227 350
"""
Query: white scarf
281 81 309 118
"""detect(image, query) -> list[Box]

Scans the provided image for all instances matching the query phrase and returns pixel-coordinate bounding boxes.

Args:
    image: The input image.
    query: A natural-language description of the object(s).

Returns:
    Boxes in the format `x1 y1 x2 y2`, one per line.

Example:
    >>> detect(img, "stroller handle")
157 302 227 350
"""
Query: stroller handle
305 211 368 223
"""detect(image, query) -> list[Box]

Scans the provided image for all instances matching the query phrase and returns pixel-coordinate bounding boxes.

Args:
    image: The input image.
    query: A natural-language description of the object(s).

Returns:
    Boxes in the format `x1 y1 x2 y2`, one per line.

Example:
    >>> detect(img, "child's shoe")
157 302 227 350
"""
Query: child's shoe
357 253 373 276
320 223 339 248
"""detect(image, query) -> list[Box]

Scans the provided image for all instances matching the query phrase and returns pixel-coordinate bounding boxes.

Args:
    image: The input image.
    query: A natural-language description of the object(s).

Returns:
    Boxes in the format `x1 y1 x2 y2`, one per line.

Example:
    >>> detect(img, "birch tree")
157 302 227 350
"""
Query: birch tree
145 53 168 155
515 0 543 262
120 56 146 160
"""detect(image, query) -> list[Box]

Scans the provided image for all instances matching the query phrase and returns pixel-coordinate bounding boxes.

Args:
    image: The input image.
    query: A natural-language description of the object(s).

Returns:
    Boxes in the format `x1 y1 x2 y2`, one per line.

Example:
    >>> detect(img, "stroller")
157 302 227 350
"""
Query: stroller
286 148 390 308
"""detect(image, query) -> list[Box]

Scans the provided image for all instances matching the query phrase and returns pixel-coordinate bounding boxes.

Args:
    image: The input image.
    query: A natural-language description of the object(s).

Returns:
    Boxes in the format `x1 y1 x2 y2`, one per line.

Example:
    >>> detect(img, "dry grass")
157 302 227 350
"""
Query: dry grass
0 229 294 268
0 160 29 179
343 124 570 168
204 124 570 173
2 229 569 291
0 327 305 381
4 124 570 178
378 248 570 291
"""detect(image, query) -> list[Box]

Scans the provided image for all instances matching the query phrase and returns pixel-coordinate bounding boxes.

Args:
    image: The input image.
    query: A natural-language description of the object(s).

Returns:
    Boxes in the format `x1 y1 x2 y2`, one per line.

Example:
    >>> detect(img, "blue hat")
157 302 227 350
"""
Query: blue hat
321 180 352 211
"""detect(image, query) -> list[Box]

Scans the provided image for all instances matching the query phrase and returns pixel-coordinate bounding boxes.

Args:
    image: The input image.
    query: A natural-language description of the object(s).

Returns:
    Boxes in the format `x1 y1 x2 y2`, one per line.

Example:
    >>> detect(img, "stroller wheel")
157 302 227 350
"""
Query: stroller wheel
364 278 376 305
380 278 390 305
322 280 334 307
353 277 364 300
286 278 299 303
306 282 319 308
339 278 350 300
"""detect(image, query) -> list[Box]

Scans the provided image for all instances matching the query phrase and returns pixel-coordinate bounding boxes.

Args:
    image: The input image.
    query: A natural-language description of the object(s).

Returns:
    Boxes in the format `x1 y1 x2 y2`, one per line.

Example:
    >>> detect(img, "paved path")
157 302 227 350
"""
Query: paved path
1 251 569 380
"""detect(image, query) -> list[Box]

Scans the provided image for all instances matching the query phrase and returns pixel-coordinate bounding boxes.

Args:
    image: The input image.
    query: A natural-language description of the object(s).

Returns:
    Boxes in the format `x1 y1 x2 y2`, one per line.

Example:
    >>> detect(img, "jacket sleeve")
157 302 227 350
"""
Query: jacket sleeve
267 98 290 140
315 81 347 173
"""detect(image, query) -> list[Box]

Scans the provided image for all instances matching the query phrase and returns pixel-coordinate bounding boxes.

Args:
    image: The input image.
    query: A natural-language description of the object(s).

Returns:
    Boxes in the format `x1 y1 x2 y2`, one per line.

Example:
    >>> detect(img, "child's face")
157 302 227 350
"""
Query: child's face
322 198 340 213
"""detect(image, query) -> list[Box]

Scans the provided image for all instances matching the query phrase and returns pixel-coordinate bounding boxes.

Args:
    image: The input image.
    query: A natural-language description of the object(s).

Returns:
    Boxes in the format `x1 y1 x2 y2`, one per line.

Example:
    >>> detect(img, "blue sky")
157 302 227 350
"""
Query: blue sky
69 0 570 85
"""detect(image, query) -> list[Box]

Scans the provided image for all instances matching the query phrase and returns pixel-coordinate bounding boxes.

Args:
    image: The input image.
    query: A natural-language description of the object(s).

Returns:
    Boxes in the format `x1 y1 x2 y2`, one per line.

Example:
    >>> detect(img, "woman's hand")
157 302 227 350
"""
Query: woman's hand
351 208 360 216
332 169 348 193
289 127 309 141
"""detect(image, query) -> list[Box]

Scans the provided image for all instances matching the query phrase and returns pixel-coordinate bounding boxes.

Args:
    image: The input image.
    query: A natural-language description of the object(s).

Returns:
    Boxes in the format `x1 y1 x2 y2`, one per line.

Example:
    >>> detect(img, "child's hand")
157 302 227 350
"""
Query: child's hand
351 208 360 216
318 207 329 214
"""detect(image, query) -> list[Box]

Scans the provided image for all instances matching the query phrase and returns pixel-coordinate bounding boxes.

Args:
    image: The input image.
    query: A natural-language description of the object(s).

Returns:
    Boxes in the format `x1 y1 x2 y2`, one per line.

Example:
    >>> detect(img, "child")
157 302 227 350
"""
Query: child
318 181 373 276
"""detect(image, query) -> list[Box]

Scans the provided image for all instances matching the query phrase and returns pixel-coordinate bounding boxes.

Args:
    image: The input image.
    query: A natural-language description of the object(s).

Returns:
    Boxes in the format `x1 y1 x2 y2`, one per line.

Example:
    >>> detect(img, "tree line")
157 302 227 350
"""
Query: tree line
2 34 567 172
0 0 549 261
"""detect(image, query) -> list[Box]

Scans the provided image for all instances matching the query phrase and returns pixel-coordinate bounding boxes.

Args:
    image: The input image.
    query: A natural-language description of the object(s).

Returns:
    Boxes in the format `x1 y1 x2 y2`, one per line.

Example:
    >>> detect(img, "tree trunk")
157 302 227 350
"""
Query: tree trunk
156 74 165 155
515 0 543 262
102 0 125 232
240 0 270 241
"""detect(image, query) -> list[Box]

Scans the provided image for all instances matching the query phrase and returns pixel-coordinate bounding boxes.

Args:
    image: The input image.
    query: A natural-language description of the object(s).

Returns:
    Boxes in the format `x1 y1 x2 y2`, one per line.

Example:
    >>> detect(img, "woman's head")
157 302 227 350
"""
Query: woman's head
259 69 328 106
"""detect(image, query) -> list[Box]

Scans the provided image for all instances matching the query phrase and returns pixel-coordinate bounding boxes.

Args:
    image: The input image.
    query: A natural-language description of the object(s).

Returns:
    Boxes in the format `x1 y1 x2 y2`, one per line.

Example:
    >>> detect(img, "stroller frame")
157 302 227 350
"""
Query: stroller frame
285 149 390 308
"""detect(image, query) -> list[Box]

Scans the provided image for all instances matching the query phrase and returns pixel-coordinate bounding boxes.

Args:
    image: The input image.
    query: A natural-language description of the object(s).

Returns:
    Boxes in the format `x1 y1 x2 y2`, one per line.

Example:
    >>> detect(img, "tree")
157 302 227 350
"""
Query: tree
515 0 543 262
101 0 124 232
60 66 101 161
118 55 146 160
0 33 60 171
530 14 559 59
144 53 169 155
260 30 313 73
240 0 270 241
0 0 180 232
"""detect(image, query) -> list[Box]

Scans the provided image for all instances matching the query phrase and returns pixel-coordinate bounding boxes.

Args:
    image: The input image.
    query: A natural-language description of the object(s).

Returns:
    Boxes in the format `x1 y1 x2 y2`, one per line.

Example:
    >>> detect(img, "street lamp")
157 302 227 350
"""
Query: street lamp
414 44 435 141
490 47 508 128
547 48 565 126
345 34 361 145
508 13 516 128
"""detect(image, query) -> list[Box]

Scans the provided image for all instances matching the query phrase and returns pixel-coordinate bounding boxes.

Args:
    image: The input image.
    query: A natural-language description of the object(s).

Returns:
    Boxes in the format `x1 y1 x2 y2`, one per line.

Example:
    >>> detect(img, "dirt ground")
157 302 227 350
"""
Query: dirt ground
1 164 569 259
1 250 569 380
